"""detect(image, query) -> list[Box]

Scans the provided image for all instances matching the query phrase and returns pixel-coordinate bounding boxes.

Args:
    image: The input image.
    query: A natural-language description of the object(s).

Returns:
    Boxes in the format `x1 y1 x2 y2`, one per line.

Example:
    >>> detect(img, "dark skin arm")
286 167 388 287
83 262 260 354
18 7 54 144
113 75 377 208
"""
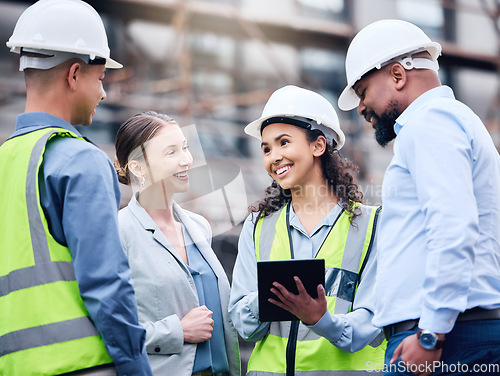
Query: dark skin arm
390 333 444 376
268 276 327 325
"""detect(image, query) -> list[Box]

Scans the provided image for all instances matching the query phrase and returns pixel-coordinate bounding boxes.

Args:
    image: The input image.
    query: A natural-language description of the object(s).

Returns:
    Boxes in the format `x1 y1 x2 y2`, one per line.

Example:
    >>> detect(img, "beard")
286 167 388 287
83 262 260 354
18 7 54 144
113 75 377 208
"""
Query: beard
369 101 400 147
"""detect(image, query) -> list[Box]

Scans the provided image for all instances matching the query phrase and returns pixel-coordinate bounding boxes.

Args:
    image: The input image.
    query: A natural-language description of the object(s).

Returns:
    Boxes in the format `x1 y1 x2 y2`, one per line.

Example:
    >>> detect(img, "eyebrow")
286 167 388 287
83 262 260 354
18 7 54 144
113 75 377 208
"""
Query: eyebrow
261 133 292 147
161 145 177 153
161 140 187 153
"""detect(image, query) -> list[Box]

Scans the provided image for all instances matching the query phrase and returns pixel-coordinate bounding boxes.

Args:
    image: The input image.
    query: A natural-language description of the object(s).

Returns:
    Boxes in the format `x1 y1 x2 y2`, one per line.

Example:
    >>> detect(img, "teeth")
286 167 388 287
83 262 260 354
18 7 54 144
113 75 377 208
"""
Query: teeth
174 172 188 177
276 166 291 175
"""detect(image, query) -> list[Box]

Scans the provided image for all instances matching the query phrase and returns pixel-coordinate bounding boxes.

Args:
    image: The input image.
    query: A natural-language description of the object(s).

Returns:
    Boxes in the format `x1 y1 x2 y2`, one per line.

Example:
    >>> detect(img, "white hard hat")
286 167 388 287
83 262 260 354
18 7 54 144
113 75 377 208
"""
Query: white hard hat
338 19 442 111
7 0 122 70
245 85 345 150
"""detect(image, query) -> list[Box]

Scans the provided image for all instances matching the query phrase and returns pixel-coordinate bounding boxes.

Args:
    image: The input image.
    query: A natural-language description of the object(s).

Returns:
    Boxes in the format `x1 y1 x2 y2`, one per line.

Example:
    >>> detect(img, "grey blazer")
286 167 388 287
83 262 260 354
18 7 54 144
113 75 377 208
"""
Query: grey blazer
118 195 240 376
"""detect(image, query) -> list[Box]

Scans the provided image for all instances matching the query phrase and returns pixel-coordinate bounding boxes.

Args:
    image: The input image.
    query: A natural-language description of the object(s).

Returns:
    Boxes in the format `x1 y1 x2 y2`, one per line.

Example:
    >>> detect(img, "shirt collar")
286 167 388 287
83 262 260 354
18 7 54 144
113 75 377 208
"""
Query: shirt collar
289 201 343 236
13 112 82 138
128 193 159 232
394 86 455 134
128 192 182 233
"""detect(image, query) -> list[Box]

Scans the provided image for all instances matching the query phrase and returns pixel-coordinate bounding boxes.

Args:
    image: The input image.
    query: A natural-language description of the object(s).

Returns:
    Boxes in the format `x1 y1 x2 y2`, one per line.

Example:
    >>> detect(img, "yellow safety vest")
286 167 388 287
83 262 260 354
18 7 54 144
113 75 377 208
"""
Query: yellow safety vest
248 202 385 375
0 128 113 375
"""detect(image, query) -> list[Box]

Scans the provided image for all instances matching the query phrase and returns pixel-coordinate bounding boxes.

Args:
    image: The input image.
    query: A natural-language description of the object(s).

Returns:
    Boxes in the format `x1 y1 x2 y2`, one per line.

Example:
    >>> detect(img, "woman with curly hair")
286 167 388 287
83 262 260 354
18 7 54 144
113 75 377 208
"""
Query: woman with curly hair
229 86 385 376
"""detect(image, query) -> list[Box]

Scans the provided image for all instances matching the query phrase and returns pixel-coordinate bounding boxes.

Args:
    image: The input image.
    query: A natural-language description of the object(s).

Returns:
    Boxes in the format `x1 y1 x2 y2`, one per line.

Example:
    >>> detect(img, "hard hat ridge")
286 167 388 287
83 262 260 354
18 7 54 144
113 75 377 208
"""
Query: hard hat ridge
245 85 346 150
338 19 442 111
7 0 122 70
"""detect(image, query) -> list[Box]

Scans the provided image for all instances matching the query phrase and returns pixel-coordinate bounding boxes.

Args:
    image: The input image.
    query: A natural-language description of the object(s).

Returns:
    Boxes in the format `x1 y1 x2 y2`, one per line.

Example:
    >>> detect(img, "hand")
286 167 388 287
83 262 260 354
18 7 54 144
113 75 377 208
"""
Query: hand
180 305 214 343
390 333 442 376
269 276 327 325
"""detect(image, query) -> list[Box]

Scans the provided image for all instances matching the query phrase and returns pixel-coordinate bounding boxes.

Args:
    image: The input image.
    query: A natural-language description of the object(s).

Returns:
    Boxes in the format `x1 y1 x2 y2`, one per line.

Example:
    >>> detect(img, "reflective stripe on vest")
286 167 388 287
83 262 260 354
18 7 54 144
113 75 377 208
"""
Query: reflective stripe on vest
248 203 385 375
0 128 112 375
248 371 381 376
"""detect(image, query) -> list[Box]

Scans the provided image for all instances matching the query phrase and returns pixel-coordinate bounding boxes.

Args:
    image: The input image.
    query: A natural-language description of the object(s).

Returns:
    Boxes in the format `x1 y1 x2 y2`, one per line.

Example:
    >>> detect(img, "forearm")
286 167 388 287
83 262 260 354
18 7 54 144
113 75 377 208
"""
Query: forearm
308 308 381 352
229 214 271 341
229 290 270 341
142 315 185 354
62 152 151 374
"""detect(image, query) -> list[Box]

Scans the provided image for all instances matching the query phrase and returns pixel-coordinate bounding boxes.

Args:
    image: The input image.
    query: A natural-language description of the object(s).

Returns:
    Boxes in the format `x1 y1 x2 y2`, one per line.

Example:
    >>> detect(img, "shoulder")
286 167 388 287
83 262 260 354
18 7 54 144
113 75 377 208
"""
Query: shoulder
353 203 380 216
118 205 135 225
403 96 478 139
117 205 144 251
46 135 107 158
44 136 114 177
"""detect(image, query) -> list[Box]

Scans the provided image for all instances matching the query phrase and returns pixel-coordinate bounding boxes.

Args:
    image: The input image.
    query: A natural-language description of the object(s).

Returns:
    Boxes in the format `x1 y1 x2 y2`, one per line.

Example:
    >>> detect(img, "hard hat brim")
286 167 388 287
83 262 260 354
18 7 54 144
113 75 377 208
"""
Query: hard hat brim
338 86 359 111
105 57 123 69
244 116 270 140
244 114 345 150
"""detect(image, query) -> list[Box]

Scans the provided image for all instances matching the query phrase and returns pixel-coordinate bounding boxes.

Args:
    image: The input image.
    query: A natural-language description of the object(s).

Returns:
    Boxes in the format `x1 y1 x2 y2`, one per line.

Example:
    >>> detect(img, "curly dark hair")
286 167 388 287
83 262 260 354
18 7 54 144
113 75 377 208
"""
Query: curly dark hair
250 128 363 223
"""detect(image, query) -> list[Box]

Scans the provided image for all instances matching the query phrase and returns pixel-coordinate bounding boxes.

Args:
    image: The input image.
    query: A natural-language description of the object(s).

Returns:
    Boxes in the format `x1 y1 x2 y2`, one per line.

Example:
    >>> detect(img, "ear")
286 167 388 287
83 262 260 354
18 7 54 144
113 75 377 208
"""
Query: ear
312 135 327 157
66 62 82 91
128 160 146 180
390 63 407 90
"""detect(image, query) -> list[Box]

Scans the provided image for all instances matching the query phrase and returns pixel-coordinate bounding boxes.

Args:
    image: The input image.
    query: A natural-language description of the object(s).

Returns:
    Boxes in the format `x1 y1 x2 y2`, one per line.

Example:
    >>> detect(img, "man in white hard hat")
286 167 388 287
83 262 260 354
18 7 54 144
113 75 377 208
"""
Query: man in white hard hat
339 19 500 375
0 1 152 375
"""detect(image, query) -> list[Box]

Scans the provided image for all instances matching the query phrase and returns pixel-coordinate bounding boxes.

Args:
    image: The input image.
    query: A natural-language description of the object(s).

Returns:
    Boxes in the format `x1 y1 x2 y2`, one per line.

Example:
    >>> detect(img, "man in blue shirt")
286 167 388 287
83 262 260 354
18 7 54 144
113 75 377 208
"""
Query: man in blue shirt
0 1 152 375
338 19 500 375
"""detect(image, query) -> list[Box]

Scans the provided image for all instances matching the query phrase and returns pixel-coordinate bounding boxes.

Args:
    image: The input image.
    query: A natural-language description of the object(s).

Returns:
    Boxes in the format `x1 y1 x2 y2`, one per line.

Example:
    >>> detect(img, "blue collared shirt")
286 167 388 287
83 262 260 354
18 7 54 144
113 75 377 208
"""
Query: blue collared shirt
184 227 229 374
229 203 381 353
374 86 500 333
11 113 152 375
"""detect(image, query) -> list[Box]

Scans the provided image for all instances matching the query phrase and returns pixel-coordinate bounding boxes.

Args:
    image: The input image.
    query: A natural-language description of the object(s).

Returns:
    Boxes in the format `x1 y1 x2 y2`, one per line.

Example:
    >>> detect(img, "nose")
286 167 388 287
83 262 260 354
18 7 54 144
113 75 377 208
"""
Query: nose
357 99 366 117
270 149 282 164
180 149 193 167
101 87 107 101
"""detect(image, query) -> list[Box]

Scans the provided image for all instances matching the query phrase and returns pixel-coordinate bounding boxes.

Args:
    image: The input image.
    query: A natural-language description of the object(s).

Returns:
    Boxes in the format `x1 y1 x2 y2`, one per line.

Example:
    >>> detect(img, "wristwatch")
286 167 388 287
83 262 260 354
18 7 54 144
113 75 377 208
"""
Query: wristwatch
417 329 445 350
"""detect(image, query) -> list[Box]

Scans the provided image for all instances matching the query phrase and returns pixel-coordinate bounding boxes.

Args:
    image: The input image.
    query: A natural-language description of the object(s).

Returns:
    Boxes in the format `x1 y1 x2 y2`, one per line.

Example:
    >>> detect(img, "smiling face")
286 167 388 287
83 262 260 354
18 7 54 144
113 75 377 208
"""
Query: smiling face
353 67 400 147
141 123 193 195
261 123 323 191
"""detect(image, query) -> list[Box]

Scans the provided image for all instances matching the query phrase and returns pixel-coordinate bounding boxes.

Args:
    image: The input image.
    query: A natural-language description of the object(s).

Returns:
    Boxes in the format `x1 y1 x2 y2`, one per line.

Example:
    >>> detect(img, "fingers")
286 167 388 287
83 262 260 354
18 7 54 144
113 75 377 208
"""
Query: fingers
294 276 307 295
198 305 212 314
390 342 403 364
270 283 293 307
268 297 287 310
317 284 325 298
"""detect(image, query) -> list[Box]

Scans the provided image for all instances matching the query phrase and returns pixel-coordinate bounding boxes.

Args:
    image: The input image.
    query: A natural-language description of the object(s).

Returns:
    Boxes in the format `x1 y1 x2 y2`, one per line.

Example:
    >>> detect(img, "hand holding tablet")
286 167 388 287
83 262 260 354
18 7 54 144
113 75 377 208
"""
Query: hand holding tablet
257 259 326 322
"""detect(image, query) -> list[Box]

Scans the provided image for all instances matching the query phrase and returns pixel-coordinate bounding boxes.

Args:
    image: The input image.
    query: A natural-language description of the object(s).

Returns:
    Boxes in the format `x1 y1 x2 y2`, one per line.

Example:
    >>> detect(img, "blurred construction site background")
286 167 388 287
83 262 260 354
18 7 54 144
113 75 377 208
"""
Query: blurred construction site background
1 0 499 371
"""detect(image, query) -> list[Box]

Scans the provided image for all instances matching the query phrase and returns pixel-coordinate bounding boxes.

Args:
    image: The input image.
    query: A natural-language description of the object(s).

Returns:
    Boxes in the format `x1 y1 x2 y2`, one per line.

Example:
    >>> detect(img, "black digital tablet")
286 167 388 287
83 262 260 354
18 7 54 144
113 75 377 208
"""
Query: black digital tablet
257 259 325 322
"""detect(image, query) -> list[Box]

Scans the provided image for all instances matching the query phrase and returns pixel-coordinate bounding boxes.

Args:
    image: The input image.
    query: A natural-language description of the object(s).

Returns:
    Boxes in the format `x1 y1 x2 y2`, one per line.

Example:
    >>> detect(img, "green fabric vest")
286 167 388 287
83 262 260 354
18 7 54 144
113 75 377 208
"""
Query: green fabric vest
0 128 113 375
248 203 385 375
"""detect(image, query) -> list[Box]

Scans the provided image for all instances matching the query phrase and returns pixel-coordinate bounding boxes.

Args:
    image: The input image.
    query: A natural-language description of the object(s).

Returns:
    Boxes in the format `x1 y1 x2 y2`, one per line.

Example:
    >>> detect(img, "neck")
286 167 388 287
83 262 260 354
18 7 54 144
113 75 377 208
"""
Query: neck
290 180 338 218
25 91 72 124
138 183 176 223
407 71 442 104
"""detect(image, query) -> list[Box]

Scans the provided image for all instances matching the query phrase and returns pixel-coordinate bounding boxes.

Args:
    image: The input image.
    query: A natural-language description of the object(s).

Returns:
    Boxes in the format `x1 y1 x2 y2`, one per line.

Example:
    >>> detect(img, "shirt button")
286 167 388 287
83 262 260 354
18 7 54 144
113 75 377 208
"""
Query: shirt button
155 346 161 353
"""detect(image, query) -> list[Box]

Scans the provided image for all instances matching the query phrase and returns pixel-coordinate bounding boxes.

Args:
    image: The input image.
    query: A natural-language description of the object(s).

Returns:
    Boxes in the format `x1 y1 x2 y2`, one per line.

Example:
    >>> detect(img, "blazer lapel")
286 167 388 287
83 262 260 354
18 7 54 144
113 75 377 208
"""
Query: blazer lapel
173 202 229 285
128 195 190 270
